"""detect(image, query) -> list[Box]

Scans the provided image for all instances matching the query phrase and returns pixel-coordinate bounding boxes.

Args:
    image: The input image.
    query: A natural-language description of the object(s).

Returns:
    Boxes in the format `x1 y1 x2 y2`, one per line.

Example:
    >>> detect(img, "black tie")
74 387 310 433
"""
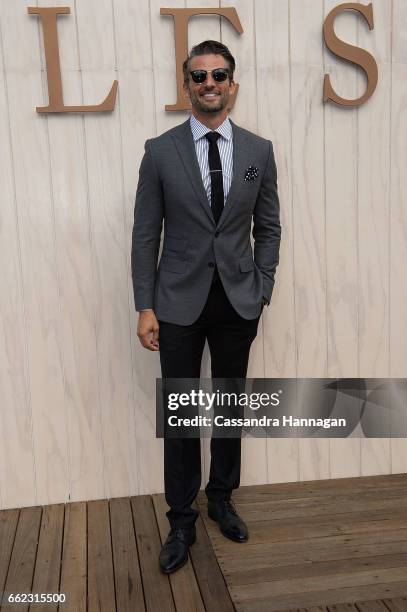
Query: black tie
205 132 224 225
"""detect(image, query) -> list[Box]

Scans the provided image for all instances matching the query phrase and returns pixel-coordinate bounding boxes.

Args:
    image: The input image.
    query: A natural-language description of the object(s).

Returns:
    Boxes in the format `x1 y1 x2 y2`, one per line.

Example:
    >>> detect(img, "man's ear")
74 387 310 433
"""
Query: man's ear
183 82 190 99
229 79 237 94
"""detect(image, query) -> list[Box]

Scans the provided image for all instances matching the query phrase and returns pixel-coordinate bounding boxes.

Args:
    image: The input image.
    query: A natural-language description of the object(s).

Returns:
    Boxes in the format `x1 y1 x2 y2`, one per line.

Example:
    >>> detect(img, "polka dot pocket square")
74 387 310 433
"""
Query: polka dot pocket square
244 166 259 182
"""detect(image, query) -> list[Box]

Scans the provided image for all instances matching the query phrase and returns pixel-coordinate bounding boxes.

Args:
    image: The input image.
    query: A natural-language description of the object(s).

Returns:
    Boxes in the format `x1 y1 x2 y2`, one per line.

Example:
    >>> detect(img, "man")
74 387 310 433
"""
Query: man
131 40 281 573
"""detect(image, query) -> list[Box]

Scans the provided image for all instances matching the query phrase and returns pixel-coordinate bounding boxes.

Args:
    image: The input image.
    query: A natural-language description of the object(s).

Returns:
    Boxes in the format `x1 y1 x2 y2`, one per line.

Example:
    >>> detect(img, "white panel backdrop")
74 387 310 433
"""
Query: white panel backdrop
0 0 405 510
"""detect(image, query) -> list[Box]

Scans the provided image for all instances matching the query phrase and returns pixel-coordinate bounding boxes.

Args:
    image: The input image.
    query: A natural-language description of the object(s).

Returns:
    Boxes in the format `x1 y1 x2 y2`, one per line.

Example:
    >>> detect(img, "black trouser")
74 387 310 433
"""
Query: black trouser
158 276 260 529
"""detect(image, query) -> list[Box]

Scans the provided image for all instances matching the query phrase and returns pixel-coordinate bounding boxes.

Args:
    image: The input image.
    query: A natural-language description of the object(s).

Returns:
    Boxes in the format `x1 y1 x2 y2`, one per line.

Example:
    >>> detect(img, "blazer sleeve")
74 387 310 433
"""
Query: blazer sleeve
131 139 164 311
252 140 281 304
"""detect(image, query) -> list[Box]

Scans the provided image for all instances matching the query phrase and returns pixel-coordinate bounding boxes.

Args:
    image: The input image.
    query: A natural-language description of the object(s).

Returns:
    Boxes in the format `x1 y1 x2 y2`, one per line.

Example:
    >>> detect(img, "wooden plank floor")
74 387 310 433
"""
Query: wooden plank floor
0 474 405 611
196 473 407 612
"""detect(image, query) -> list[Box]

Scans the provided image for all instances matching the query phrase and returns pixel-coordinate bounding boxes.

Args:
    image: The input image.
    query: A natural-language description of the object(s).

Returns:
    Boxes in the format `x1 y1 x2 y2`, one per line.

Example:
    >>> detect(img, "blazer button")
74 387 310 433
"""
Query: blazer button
214 231 220 238
208 262 215 268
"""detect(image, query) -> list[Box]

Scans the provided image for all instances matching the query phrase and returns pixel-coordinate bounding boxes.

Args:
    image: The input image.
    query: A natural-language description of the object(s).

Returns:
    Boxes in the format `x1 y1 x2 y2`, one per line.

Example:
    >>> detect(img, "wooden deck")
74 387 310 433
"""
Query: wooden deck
0 474 406 611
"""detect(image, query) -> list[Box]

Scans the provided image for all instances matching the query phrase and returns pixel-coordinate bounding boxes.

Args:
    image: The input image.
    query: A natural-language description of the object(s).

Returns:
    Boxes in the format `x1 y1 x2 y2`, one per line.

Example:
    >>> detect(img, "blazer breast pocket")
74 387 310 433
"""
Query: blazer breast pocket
240 180 260 202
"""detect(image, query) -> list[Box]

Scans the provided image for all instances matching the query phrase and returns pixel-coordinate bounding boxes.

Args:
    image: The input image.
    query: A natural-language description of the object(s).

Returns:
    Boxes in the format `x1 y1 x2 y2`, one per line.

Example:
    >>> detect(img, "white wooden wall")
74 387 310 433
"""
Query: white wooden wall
0 0 406 510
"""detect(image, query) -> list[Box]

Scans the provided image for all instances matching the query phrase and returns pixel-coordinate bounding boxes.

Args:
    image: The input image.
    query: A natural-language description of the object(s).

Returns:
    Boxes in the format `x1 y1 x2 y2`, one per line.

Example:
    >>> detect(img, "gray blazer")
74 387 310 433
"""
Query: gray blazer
131 118 281 325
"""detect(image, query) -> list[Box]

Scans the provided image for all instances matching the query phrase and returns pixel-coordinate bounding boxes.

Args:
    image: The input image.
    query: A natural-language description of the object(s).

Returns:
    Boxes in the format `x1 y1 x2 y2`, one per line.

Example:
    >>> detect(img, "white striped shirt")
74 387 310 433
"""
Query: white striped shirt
189 114 233 206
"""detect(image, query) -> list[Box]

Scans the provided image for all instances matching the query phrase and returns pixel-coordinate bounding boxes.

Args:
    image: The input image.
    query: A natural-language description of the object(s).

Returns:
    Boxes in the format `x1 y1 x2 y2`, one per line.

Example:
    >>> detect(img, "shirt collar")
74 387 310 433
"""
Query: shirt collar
189 114 233 143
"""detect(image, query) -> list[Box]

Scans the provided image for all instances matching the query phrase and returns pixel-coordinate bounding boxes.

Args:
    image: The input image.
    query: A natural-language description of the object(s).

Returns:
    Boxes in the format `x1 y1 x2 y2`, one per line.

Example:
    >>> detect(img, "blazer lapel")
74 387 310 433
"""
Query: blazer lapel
172 119 215 226
217 120 249 230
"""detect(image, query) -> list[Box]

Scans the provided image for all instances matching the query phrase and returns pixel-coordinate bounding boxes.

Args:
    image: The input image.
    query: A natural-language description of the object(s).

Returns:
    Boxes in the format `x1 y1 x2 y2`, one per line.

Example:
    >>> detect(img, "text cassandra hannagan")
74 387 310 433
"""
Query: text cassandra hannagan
167 416 347 428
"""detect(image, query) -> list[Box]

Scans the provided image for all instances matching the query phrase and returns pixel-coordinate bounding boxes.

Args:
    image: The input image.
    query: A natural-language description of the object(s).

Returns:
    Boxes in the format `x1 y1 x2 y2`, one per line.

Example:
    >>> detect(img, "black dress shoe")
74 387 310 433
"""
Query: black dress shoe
207 499 248 542
159 526 196 574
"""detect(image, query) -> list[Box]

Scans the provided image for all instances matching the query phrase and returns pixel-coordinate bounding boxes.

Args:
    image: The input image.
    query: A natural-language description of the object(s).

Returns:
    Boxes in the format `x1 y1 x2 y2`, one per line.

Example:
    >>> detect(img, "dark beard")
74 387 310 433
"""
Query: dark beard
193 92 228 114
200 103 223 113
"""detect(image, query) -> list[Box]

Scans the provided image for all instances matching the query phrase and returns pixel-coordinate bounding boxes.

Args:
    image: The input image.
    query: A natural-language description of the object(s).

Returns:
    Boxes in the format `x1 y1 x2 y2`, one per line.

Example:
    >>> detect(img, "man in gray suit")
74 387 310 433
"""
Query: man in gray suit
132 40 281 573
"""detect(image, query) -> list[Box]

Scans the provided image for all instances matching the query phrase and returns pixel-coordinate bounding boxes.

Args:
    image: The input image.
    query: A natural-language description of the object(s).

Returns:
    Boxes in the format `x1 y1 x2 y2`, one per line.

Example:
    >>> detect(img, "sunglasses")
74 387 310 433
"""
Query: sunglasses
189 68 230 84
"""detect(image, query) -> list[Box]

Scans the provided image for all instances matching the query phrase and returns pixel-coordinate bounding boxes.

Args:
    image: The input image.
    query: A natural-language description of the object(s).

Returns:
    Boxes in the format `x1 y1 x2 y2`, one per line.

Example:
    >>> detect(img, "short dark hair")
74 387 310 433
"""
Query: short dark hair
183 40 236 84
